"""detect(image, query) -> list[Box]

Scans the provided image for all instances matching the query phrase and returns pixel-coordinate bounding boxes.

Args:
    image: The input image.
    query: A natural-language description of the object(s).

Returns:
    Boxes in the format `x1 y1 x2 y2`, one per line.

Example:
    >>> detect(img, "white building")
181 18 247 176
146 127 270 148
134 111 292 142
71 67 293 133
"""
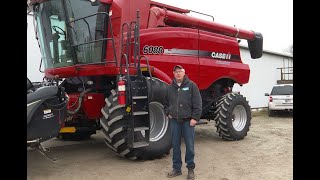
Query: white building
27 15 293 108
233 47 293 108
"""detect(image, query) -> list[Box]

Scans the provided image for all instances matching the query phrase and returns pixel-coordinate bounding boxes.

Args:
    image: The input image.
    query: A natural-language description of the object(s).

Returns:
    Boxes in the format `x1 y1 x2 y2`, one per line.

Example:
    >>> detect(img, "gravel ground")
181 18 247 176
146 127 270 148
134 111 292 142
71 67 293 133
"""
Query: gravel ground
27 110 293 180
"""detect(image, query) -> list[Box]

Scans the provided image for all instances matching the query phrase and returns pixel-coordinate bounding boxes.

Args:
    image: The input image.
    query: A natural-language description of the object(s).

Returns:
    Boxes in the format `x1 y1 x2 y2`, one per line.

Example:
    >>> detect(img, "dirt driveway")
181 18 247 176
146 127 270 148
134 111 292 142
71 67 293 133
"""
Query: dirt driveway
27 110 293 180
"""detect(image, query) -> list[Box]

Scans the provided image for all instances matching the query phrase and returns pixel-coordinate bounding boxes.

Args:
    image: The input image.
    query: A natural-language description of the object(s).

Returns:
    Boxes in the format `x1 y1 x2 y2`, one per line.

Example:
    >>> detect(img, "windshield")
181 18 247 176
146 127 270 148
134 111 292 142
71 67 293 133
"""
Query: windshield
34 0 109 69
271 85 293 95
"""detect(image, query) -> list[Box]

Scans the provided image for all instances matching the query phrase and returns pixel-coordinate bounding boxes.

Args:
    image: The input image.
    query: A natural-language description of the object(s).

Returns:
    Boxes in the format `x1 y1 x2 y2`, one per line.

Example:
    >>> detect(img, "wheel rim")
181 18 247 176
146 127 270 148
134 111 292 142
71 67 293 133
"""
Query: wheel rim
148 102 169 142
232 105 247 131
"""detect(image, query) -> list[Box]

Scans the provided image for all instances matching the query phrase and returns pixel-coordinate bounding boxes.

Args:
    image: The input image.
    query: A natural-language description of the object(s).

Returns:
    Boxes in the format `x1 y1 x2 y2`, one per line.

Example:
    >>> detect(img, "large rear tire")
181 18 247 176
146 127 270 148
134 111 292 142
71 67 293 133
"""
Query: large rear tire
213 92 251 140
100 78 171 160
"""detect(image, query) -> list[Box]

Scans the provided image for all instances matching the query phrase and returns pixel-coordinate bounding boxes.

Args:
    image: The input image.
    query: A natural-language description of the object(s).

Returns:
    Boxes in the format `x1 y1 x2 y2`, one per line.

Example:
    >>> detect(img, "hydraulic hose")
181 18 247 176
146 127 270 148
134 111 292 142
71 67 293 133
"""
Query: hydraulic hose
67 88 92 115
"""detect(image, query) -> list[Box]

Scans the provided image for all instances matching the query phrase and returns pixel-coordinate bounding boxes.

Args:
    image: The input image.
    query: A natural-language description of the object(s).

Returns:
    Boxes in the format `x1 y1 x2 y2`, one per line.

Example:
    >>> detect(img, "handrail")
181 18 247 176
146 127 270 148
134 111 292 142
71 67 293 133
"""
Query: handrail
67 12 117 65
277 67 293 81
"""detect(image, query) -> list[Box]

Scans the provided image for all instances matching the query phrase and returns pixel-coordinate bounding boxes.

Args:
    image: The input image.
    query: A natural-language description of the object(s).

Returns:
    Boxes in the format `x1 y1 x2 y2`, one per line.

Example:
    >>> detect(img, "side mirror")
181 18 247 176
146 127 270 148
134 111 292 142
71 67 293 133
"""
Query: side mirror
264 93 269 96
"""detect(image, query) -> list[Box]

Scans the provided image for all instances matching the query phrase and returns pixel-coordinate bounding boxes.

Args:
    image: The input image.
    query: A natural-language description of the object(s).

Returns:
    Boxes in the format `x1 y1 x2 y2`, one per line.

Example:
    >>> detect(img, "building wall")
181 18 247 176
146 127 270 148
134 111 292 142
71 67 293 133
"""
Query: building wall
27 15 293 108
27 15 44 82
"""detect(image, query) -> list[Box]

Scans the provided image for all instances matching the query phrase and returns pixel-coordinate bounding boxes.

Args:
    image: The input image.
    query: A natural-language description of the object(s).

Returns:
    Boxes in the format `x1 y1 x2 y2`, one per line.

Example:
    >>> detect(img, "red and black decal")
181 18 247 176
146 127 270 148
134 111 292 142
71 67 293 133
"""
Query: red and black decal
163 48 240 61
142 46 241 61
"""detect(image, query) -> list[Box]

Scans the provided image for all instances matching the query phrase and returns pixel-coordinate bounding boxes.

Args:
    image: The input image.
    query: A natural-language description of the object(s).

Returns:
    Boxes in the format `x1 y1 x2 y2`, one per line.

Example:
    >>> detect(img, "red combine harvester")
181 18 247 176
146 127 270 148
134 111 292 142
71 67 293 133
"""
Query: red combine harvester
27 0 263 160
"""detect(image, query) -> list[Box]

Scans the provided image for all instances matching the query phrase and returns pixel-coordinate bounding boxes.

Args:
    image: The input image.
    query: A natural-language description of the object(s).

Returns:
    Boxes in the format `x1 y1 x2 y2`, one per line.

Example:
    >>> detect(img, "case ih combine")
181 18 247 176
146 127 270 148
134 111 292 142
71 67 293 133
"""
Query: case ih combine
27 0 263 160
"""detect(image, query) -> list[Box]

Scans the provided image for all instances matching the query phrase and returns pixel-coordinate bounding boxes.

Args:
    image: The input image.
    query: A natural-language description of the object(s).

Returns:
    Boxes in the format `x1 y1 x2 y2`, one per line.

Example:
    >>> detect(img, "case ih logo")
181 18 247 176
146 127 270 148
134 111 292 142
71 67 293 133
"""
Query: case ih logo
143 45 164 55
211 52 231 60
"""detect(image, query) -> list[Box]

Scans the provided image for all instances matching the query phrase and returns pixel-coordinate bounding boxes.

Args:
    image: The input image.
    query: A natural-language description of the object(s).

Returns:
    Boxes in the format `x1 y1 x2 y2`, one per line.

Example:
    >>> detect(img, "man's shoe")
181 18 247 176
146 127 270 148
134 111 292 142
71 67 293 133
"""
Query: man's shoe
187 168 195 180
167 169 182 178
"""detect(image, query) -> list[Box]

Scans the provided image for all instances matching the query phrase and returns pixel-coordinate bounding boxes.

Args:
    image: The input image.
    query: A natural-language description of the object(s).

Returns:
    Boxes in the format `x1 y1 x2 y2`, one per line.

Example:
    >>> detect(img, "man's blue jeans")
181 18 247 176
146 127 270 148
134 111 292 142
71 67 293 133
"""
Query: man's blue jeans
170 118 195 171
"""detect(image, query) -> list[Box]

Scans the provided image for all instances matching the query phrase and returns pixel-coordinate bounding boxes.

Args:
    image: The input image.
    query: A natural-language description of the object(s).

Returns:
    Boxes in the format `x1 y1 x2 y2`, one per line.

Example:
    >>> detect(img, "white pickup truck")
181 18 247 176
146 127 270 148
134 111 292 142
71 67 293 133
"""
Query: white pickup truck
265 84 293 116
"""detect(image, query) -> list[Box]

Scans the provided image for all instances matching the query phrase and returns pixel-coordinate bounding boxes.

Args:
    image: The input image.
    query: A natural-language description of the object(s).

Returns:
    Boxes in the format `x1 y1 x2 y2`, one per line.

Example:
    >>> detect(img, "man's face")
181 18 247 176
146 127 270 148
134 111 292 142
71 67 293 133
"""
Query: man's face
173 68 185 82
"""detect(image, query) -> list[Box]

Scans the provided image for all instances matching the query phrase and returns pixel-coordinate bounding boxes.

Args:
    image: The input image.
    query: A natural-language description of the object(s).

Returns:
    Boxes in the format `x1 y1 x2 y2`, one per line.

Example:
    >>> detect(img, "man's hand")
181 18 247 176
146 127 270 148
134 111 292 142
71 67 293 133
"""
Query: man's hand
167 115 172 119
190 119 197 126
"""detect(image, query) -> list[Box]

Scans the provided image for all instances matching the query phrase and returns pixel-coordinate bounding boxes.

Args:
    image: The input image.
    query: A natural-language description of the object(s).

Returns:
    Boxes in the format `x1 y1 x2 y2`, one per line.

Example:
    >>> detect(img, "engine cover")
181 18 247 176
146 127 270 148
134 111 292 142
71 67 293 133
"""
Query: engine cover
67 93 105 120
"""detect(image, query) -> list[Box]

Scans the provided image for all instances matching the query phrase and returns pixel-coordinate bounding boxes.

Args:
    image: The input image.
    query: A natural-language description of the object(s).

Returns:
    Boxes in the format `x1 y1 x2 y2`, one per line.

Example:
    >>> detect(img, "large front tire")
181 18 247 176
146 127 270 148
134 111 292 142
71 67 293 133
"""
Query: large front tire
213 92 251 140
100 78 171 160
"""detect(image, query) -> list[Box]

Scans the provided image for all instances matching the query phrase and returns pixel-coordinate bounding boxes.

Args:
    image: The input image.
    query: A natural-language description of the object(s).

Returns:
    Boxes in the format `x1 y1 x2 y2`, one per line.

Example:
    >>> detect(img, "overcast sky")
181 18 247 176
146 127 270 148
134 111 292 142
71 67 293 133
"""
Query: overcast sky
153 0 293 54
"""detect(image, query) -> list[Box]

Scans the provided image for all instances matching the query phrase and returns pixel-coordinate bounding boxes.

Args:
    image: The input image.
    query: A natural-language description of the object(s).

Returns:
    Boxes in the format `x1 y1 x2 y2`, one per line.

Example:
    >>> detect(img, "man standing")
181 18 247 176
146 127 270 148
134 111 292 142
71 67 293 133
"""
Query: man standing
164 65 202 180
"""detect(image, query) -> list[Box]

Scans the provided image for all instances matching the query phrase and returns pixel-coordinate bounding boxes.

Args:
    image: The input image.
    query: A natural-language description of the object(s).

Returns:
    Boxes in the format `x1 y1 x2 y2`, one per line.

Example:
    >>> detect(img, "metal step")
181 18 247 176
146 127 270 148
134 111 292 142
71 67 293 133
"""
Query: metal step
134 126 149 131
133 141 149 148
133 111 148 116
132 96 147 99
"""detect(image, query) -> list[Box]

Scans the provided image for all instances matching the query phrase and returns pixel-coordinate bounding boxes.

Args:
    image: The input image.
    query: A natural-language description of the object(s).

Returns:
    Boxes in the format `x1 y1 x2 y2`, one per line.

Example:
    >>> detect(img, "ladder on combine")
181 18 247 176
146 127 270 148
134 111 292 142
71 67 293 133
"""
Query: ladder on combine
119 11 152 149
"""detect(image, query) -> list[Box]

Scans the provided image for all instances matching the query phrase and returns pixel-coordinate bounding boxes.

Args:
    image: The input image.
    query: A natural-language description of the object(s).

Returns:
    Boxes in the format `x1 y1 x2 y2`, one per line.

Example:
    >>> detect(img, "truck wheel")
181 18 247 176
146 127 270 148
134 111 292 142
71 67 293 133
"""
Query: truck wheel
213 92 251 140
268 108 275 117
100 78 171 160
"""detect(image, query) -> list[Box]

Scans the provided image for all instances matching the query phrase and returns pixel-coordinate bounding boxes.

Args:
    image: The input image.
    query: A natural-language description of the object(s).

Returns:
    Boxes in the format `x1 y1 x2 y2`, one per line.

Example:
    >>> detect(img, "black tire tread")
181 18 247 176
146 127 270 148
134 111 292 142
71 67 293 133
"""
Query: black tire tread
100 77 171 160
213 92 251 141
